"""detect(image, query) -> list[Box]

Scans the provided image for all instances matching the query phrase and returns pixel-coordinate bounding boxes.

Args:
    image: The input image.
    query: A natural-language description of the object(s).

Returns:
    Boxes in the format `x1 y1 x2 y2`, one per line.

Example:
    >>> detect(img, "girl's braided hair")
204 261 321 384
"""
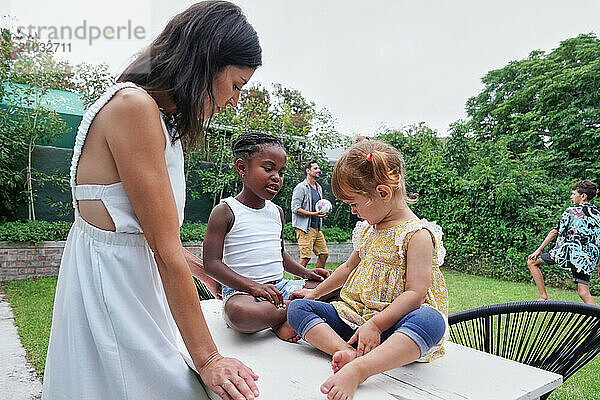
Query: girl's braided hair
231 132 284 161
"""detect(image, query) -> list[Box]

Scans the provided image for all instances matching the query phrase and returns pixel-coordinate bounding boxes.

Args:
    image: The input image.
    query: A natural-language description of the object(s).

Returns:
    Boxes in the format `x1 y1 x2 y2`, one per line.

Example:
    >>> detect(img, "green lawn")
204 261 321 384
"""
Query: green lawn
3 276 56 373
3 269 600 399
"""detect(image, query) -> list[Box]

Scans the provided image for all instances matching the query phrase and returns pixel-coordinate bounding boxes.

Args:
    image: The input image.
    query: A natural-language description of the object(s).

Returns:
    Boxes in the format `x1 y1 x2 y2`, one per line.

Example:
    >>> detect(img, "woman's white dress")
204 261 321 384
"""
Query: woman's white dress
42 83 210 400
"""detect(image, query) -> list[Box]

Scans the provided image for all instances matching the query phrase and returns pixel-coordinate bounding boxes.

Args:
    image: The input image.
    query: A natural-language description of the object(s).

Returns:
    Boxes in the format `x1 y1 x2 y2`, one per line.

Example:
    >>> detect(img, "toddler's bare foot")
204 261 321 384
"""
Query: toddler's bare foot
331 348 357 373
273 320 300 343
321 363 365 400
537 295 550 301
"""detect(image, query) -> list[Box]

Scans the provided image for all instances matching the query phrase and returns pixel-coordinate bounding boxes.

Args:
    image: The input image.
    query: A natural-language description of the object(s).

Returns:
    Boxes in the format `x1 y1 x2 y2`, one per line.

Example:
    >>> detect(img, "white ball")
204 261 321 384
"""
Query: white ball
315 199 333 214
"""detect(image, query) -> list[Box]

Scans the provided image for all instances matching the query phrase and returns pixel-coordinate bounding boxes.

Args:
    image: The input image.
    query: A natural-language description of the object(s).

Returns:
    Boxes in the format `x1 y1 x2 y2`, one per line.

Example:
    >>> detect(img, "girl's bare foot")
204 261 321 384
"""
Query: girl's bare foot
321 363 365 400
332 348 358 373
273 320 300 342
537 295 550 301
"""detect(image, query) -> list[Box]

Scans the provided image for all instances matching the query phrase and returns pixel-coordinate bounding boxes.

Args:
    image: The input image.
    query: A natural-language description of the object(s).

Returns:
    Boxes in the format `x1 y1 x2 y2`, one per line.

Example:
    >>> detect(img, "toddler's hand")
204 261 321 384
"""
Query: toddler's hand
289 288 317 300
348 320 381 357
249 283 284 308
305 268 331 281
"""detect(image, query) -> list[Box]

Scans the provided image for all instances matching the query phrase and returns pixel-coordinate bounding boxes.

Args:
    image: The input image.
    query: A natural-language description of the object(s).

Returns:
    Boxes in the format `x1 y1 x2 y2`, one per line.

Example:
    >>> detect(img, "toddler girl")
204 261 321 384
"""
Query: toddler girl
287 140 448 400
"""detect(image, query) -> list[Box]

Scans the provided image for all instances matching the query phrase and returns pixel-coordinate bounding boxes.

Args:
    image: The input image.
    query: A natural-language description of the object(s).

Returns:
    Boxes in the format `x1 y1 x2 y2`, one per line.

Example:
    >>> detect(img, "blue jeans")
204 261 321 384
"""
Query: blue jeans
287 299 446 357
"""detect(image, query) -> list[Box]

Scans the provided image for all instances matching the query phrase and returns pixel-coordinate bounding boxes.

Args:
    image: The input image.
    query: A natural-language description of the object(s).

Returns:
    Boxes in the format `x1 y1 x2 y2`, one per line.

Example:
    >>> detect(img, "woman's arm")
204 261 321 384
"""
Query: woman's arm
103 90 257 400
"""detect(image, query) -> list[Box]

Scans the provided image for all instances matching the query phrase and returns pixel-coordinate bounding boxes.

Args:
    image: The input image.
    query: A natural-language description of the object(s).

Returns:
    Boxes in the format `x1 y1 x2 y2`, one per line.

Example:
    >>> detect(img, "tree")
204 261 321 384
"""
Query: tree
1 30 68 220
465 33 600 182
185 83 345 217
376 123 569 286
0 28 113 221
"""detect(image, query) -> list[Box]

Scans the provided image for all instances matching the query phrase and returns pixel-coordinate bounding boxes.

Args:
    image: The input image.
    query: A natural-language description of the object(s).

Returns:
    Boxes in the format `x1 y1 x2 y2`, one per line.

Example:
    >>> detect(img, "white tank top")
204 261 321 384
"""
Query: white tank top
221 197 284 284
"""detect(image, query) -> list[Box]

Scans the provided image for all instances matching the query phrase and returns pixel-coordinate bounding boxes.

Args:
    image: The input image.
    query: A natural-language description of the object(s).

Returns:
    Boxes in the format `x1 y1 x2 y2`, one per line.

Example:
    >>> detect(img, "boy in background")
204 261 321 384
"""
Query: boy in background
527 180 600 304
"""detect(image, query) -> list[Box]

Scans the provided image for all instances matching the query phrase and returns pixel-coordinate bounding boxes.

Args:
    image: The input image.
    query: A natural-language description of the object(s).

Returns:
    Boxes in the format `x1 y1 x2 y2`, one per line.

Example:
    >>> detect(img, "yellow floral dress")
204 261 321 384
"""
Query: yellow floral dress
332 218 449 361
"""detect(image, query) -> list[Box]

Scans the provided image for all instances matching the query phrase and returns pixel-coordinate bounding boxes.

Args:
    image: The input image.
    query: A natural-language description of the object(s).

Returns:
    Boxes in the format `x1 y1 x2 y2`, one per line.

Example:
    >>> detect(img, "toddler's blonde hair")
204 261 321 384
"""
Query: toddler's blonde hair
332 140 416 204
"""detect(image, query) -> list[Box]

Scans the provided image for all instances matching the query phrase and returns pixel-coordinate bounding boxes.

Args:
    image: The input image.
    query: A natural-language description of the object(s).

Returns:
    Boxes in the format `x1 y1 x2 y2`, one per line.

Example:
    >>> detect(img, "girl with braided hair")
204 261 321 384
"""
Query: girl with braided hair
203 132 331 342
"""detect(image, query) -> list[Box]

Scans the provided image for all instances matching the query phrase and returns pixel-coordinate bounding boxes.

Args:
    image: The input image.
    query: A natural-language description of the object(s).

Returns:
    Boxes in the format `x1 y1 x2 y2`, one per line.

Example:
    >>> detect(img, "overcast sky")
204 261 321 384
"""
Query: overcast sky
3 0 600 136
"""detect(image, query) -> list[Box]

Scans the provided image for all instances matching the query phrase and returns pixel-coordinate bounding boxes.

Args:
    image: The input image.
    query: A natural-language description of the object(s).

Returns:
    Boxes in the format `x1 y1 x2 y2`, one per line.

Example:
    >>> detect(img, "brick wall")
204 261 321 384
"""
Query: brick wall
0 242 63 281
0 241 352 281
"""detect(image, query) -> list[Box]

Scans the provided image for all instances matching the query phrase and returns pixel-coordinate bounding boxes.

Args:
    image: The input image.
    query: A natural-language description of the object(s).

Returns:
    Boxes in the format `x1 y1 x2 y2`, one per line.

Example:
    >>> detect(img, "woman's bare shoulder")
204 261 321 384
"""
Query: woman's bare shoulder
92 87 162 138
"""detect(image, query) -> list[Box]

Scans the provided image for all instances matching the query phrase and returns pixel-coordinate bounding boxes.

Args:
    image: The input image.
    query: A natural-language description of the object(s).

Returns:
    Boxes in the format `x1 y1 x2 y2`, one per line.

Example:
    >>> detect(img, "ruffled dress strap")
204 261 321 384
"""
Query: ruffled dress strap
69 81 147 216
395 218 446 267
351 220 371 252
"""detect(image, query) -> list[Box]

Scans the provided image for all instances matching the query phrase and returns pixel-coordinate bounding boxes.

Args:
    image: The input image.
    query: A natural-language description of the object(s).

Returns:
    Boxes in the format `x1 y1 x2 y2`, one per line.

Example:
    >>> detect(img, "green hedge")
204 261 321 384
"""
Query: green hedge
0 220 352 244
0 220 72 245
179 222 207 242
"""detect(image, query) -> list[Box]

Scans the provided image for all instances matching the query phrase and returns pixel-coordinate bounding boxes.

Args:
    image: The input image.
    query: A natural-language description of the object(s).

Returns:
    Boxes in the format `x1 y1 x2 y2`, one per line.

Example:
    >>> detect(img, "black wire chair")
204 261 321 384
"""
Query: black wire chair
193 276 215 300
448 301 600 399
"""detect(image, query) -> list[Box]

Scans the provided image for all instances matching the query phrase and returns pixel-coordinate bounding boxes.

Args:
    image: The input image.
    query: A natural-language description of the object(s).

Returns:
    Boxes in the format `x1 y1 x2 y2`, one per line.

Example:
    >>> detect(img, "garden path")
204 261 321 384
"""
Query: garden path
0 293 42 399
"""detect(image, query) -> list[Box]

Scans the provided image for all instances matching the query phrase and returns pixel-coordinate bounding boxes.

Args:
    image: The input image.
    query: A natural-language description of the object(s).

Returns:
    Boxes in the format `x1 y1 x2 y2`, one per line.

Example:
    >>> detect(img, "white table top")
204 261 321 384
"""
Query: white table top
200 299 562 400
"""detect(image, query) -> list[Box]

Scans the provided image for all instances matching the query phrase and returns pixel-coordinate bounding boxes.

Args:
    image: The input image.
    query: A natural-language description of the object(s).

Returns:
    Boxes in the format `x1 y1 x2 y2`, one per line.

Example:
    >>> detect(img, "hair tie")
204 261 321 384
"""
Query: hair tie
366 153 372 162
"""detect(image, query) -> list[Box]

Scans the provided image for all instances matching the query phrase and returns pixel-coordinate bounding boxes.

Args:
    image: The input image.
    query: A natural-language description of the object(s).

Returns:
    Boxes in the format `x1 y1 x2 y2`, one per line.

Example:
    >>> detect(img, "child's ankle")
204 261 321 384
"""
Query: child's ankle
342 358 370 383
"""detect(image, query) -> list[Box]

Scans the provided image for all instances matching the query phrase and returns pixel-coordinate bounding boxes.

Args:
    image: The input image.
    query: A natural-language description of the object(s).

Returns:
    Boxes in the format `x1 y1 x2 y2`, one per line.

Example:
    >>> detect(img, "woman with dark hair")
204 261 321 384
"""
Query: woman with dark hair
42 2 261 400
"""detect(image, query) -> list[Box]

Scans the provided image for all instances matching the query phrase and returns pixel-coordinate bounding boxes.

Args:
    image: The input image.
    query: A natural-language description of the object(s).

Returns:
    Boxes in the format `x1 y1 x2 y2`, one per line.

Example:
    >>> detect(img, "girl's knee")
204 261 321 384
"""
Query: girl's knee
287 299 333 336
421 308 446 342
401 307 446 345
287 298 309 316
224 300 258 332
286 299 309 330
287 298 323 315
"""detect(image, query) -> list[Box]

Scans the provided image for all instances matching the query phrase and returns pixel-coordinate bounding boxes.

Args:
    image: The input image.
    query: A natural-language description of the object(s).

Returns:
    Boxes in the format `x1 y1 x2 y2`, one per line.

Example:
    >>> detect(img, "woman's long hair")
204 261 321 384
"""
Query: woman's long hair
118 1 262 148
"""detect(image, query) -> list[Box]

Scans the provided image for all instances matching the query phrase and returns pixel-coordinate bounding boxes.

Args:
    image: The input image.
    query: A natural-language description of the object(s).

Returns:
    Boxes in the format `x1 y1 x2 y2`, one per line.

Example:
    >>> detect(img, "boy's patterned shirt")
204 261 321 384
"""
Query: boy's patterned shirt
549 203 600 275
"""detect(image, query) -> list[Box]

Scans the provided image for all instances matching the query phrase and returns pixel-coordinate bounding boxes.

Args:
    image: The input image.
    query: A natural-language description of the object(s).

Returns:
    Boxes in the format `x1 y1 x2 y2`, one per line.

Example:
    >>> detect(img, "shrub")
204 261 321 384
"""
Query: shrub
0 220 72 244
322 226 352 243
0 221 210 244
179 222 207 242
377 124 599 295
283 222 296 242
0 220 353 245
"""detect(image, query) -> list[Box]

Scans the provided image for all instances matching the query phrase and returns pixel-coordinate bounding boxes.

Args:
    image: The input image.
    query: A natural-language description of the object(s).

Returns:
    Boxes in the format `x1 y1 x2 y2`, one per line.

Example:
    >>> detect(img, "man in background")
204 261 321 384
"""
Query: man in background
291 160 329 269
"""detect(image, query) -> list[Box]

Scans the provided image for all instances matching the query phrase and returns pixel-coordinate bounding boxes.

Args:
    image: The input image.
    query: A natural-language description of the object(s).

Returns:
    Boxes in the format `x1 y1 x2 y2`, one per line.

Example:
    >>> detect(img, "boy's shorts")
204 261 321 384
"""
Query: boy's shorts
538 252 591 286
221 278 306 306
295 227 328 259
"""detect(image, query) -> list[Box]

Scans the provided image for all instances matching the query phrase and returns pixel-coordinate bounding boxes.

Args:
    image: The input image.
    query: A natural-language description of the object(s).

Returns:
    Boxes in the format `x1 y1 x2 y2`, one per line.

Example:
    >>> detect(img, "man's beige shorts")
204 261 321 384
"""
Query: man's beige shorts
295 228 329 259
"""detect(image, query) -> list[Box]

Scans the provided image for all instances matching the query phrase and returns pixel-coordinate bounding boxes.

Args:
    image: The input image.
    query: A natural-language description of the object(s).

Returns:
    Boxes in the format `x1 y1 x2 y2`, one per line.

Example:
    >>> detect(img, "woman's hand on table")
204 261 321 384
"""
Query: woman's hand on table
198 353 259 400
